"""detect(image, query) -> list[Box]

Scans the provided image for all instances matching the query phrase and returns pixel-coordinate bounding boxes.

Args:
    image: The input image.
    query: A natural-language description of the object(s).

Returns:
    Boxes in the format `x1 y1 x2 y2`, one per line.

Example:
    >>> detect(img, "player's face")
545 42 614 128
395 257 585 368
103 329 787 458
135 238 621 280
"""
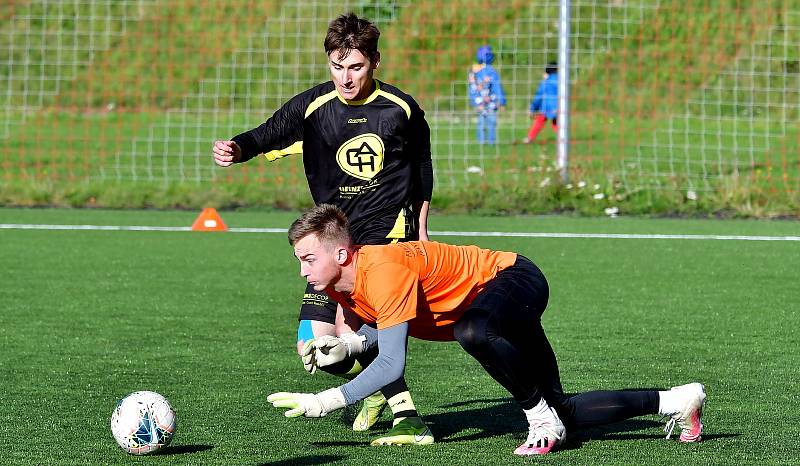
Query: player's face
294 233 342 291
329 48 379 101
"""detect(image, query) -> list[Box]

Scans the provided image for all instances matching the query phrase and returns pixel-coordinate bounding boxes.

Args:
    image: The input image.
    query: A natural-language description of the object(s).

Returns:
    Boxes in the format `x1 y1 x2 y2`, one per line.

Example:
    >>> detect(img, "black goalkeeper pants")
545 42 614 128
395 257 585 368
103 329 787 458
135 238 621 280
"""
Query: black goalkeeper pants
453 255 659 428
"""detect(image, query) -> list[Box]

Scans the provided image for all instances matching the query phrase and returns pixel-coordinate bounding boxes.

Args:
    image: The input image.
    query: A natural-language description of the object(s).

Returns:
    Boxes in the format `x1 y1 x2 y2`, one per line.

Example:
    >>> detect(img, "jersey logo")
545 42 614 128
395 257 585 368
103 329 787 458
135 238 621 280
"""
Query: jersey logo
336 133 384 180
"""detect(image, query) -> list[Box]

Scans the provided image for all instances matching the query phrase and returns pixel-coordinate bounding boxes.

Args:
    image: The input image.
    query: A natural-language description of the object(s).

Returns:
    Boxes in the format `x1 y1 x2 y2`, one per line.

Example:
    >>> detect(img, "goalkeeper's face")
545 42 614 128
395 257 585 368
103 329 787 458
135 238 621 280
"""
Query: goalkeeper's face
293 233 345 292
329 48 379 101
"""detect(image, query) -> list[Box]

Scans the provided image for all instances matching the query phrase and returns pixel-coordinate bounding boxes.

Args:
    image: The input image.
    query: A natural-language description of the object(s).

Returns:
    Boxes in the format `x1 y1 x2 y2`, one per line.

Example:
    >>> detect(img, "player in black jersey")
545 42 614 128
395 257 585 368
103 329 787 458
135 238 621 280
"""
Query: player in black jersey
212 13 433 445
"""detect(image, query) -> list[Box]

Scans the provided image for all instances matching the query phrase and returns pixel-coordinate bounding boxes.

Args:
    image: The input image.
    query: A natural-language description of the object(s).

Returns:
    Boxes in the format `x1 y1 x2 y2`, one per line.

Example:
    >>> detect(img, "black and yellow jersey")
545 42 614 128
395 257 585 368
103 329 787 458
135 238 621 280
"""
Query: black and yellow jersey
232 80 432 244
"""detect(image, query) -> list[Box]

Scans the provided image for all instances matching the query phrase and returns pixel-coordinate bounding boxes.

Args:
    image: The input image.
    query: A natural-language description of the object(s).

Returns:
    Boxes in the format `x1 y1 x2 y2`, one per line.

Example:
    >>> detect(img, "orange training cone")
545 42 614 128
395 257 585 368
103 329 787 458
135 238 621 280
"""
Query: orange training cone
191 207 228 231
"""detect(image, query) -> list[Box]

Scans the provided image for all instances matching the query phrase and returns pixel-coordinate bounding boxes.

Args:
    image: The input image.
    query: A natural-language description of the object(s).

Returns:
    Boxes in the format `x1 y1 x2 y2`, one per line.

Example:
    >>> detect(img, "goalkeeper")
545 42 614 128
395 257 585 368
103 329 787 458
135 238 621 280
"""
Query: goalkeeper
211 13 433 444
268 204 707 456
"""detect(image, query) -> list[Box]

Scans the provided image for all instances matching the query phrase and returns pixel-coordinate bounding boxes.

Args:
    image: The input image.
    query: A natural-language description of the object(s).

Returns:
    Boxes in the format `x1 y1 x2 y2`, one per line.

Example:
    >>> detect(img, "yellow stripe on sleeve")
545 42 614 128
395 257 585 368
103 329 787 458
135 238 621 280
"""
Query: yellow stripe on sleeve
263 140 303 161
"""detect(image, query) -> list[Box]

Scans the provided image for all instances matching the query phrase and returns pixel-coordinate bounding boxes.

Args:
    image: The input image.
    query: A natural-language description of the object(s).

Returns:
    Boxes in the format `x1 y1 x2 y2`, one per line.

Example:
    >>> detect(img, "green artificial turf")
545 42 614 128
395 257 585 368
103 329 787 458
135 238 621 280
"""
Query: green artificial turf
1 208 798 464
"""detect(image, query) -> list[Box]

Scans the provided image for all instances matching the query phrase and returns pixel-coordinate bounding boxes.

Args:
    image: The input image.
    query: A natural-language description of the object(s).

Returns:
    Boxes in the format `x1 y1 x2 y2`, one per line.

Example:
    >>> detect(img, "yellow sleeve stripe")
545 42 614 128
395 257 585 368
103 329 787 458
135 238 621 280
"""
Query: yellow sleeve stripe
304 90 340 119
262 140 303 161
377 90 411 119
262 89 337 161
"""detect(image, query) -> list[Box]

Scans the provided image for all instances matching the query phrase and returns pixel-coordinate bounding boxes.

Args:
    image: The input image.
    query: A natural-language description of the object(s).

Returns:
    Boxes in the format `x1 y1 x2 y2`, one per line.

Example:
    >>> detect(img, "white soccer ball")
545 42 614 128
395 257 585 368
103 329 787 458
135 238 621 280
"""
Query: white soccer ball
110 391 176 455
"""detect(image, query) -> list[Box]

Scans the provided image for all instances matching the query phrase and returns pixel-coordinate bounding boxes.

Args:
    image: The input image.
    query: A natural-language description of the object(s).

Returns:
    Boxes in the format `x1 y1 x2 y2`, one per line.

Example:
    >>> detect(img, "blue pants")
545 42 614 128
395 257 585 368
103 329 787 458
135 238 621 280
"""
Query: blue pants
476 112 498 144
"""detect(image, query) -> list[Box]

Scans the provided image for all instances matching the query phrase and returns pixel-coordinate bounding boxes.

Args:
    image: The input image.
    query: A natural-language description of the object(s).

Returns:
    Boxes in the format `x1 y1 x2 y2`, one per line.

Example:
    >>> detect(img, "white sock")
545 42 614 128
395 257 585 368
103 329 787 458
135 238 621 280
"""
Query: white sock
658 390 681 415
524 398 553 425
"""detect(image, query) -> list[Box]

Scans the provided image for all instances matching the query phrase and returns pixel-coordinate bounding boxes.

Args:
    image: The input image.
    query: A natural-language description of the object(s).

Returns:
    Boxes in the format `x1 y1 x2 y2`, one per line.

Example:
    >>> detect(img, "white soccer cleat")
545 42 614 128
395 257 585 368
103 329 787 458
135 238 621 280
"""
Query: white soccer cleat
664 382 705 442
514 407 566 456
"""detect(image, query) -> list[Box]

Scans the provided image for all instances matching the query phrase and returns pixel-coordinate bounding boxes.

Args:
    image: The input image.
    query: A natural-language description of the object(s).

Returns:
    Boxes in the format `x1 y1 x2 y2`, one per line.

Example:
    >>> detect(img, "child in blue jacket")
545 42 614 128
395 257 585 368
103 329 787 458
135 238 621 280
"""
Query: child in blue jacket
524 63 558 143
469 45 506 144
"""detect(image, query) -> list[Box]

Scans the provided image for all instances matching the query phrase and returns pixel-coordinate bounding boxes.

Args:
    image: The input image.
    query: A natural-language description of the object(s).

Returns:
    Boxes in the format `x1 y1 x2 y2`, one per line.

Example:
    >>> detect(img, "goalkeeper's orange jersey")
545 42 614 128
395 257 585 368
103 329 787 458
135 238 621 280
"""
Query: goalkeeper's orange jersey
331 241 516 341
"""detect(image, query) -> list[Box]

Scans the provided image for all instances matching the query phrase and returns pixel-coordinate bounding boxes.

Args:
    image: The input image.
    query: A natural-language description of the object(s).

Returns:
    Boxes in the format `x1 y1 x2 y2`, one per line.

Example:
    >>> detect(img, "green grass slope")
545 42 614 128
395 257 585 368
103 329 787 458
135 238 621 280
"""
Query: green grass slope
1 1 797 216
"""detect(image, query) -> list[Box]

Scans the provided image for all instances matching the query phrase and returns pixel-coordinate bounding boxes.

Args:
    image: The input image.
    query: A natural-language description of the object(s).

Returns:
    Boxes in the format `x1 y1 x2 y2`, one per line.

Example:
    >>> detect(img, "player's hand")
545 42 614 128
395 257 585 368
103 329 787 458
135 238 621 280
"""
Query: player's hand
300 339 318 374
212 140 242 167
303 334 366 373
267 392 325 417
267 388 346 418
308 335 349 371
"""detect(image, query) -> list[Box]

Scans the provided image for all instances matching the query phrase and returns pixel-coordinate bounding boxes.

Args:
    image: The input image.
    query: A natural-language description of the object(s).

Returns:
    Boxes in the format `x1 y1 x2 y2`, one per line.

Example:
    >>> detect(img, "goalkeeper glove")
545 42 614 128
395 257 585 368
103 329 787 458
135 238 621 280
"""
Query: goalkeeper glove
301 333 366 374
267 388 346 418
300 339 318 374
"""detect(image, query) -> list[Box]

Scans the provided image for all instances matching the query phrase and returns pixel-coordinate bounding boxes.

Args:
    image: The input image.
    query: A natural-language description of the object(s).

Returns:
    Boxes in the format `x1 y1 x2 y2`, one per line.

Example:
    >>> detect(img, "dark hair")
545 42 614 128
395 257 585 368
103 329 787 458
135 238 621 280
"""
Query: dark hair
546 62 558 75
324 13 380 62
288 204 352 249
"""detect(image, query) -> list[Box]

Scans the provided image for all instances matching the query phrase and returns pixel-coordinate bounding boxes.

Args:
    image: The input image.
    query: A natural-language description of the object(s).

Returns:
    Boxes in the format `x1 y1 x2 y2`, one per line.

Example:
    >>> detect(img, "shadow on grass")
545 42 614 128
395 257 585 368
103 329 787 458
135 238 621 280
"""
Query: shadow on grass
411 395 732 448
257 454 346 466
154 444 214 455
423 397 525 443
310 440 367 447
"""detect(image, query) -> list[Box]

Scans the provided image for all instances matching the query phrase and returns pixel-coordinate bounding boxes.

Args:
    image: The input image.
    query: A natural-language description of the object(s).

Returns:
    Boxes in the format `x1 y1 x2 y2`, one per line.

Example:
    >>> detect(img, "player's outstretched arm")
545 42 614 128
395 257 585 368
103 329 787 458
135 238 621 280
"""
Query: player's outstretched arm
211 140 242 167
267 388 346 418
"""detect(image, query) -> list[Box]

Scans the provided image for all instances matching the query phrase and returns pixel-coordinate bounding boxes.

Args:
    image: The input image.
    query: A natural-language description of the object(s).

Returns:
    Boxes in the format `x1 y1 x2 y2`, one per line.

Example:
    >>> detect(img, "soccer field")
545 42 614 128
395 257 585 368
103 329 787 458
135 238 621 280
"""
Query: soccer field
1 208 798 465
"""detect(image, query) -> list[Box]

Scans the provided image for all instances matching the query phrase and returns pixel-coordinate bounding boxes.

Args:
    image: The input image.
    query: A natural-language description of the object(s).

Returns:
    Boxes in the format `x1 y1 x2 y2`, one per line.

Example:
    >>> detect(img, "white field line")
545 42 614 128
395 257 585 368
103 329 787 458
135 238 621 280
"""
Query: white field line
1 223 798 241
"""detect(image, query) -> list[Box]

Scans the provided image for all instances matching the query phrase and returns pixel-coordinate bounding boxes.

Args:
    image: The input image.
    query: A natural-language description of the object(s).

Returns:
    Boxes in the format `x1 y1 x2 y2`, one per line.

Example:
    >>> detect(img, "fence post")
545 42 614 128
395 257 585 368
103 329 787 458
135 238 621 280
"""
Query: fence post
557 0 571 184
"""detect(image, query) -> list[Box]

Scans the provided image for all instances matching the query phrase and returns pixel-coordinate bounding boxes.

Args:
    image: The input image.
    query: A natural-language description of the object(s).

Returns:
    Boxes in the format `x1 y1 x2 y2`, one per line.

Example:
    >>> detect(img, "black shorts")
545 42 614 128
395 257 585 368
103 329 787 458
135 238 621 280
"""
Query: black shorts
467 255 549 318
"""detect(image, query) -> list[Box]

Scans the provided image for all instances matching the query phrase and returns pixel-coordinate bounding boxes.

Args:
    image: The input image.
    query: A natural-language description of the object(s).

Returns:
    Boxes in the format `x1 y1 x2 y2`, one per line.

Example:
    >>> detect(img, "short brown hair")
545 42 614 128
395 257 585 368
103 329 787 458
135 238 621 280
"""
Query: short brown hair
288 204 352 249
324 13 380 62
